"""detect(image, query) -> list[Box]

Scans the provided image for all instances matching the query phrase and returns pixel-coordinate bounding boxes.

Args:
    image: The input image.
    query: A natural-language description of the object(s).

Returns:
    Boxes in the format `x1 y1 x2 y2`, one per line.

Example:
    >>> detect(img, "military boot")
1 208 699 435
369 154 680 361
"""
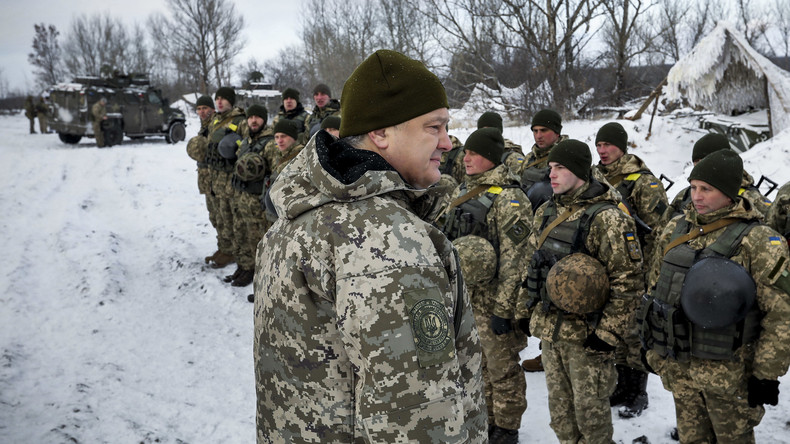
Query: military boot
223 265 242 283
521 354 543 372
231 268 254 287
618 367 649 418
489 425 518 444
610 364 630 406
209 251 235 269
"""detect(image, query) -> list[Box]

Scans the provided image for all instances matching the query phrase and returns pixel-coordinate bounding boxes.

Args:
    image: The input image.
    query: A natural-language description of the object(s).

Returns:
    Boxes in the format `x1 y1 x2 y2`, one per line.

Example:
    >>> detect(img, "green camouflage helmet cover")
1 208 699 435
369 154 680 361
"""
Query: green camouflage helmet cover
235 151 268 182
452 235 497 285
547 253 609 314
186 135 208 162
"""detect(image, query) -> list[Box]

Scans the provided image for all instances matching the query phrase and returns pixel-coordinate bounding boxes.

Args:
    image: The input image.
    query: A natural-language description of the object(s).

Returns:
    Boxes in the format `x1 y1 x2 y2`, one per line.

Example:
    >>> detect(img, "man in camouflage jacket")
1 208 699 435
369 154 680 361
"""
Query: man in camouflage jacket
186 96 217 261
301 83 340 143
520 139 645 444
768 180 790 241
641 150 790 443
436 127 533 443
272 87 309 137
253 49 487 443
24 95 37 134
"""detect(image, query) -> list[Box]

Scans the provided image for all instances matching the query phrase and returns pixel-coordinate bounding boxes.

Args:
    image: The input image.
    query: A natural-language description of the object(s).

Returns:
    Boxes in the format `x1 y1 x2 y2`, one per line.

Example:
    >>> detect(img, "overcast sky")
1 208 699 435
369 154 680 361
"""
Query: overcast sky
0 0 302 93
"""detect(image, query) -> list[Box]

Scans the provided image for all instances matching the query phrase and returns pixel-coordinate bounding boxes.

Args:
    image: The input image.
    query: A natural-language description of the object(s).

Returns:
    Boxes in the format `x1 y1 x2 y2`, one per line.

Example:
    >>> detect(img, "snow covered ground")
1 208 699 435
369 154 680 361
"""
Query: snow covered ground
1 110 789 443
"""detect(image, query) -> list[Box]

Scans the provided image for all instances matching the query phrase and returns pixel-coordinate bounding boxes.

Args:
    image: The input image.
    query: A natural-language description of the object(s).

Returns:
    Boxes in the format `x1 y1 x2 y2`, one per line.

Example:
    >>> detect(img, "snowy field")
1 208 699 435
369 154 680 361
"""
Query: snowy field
1 110 790 443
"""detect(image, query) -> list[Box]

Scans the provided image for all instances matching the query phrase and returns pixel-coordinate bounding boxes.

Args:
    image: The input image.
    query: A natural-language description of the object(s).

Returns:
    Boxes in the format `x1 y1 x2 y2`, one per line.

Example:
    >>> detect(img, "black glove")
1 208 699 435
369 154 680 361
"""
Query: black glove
490 315 513 335
747 376 779 407
517 318 531 336
583 333 615 353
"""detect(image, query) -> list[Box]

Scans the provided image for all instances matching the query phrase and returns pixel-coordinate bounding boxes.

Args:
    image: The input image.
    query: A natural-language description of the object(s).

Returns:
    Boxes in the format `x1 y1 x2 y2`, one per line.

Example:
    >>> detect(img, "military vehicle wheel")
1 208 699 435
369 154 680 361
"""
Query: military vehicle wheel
58 133 82 144
166 121 186 144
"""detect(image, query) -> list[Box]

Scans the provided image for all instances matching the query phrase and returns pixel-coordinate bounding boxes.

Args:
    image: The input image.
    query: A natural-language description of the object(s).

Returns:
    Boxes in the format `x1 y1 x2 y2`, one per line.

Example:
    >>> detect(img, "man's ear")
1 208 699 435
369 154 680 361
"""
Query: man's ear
368 128 389 150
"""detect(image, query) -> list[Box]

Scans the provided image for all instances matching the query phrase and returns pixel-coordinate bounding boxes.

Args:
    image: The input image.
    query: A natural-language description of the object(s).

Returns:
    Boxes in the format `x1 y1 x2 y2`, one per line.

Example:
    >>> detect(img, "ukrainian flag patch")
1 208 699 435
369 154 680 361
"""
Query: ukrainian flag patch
649 182 659 188
770 236 782 245
626 232 636 242
510 200 520 207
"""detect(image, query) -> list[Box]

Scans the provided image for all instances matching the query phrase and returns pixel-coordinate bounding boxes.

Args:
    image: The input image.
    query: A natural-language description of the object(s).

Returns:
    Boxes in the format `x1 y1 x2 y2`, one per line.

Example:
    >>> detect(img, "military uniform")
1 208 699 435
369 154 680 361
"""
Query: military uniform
302 98 340 142
666 170 773 222
91 100 107 147
206 107 246 262
254 130 487 443
641 199 790 443
186 117 216 238
767 181 790 240
438 160 533 434
439 135 467 185
35 98 48 134
507 136 567 208
272 103 309 136
24 96 36 134
523 178 645 444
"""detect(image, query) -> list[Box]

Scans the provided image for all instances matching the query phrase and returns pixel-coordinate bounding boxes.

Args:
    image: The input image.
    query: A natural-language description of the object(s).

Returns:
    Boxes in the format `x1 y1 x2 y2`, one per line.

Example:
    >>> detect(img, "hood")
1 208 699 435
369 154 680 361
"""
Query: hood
553 178 621 209
597 153 652 177
464 163 519 188
269 131 423 220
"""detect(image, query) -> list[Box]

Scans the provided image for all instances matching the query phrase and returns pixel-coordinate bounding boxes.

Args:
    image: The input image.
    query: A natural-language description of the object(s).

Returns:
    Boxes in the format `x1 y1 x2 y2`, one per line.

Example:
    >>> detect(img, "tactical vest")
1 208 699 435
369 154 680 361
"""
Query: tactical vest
206 115 243 173
639 219 762 361
440 185 511 245
439 147 463 177
231 134 273 195
520 161 550 190
196 124 210 168
525 199 614 320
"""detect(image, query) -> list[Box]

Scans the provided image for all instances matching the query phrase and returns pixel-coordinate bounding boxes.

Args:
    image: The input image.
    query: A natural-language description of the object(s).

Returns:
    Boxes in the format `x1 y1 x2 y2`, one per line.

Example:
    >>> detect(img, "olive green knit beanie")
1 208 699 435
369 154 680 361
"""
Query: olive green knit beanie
313 83 331 96
547 139 592 181
477 111 503 132
273 119 299 140
465 128 505 166
246 104 268 122
321 115 341 130
196 95 214 109
596 122 628 153
692 133 730 162
688 149 743 202
339 49 448 138
215 87 236 106
531 109 562 134
281 88 300 101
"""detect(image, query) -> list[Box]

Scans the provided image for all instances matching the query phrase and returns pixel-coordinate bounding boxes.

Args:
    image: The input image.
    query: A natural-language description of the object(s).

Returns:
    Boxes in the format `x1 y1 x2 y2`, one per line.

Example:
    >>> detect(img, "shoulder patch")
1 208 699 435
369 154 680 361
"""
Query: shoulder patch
624 232 642 261
649 182 659 188
404 288 455 368
625 173 641 181
507 220 531 244
770 236 783 246
510 199 520 207
488 186 503 194
617 202 631 216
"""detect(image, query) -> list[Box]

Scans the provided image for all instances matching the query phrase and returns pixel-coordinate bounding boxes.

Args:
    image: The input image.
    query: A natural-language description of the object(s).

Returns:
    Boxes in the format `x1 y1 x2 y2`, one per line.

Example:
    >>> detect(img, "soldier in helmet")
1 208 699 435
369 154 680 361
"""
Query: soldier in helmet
225 104 274 290
436 127 533 444
592 121 668 418
253 49 487 443
91 97 108 147
520 139 645 444
24 96 37 134
204 87 245 269
186 95 216 261
768 180 790 243
302 83 340 142
272 87 308 137
665 133 773 221
640 149 790 443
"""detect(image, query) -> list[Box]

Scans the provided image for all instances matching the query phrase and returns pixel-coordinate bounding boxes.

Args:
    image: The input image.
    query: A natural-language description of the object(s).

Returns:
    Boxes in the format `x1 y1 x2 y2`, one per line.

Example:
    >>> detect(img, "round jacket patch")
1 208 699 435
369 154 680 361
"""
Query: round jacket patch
410 299 451 352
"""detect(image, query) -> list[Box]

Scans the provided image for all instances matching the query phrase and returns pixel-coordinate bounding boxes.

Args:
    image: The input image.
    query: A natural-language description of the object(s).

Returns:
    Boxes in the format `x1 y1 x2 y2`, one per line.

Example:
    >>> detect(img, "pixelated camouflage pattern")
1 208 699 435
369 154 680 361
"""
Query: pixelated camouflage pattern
210 169 235 254
593 153 669 258
473 310 527 430
542 340 617 444
301 99 340 143
187 135 208 162
440 135 466 184
272 103 309 134
526 181 645 348
647 199 790 383
741 170 772 218
234 127 272 182
546 253 609 314
440 164 535 319
253 132 487 443
263 138 306 176
767 181 790 239
411 174 458 222
452 235 497 285
231 190 269 269
508 135 567 177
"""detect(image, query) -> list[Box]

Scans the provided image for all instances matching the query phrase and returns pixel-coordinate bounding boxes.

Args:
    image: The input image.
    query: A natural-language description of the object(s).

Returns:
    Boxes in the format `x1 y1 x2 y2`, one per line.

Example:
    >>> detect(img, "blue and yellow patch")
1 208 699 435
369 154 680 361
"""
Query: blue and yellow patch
649 182 659 188
510 200 520 207
626 232 636 242
770 236 782 246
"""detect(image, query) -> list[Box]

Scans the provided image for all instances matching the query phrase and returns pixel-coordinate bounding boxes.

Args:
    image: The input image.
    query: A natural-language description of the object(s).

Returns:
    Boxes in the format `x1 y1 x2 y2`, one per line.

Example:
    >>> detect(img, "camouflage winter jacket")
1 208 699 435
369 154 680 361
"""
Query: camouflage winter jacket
593 153 668 258
525 180 645 347
253 130 487 443
272 102 309 134
666 170 772 222
440 163 534 318
302 98 340 142
767 181 790 240
506 135 567 177
647 198 790 381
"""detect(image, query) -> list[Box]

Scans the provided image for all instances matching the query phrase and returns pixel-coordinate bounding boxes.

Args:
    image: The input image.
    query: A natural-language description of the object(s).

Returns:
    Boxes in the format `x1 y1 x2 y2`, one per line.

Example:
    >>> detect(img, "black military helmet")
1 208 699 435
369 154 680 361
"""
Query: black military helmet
218 132 242 160
547 253 609 314
681 256 756 329
526 180 553 212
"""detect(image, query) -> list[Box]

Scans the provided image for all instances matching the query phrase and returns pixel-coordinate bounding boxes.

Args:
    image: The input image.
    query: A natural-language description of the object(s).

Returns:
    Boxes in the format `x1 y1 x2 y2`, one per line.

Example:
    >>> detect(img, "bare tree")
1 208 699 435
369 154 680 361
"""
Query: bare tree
262 45 310 95
28 24 64 89
734 0 769 50
765 0 790 69
62 13 130 78
149 0 245 94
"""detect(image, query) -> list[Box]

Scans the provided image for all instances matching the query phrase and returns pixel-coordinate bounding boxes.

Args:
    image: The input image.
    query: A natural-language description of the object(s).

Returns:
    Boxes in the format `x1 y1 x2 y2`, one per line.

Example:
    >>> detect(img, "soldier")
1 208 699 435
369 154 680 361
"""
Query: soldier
272 87 309 136
259 119 305 225
91 97 108 147
592 122 668 418
24 95 37 134
302 83 340 141
436 127 532 444
665 133 773 220
186 95 217 261
36 97 49 134
439 133 467 185
640 149 790 443
521 139 645 444
767 180 790 242
520 108 568 373
225 104 273 289
253 49 487 443
477 111 524 160
319 115 340 139
204 87 245 269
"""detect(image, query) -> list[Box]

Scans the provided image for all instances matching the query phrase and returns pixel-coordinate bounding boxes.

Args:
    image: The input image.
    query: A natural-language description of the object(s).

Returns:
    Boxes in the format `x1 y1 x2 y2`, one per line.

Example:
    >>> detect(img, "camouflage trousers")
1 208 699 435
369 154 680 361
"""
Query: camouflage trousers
646 351 764 444
38 115 48 134
231 190 270 270
209 170 235 255
542 340 616 444
93 121 104 147
473 310 527 430
28 116 35 133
